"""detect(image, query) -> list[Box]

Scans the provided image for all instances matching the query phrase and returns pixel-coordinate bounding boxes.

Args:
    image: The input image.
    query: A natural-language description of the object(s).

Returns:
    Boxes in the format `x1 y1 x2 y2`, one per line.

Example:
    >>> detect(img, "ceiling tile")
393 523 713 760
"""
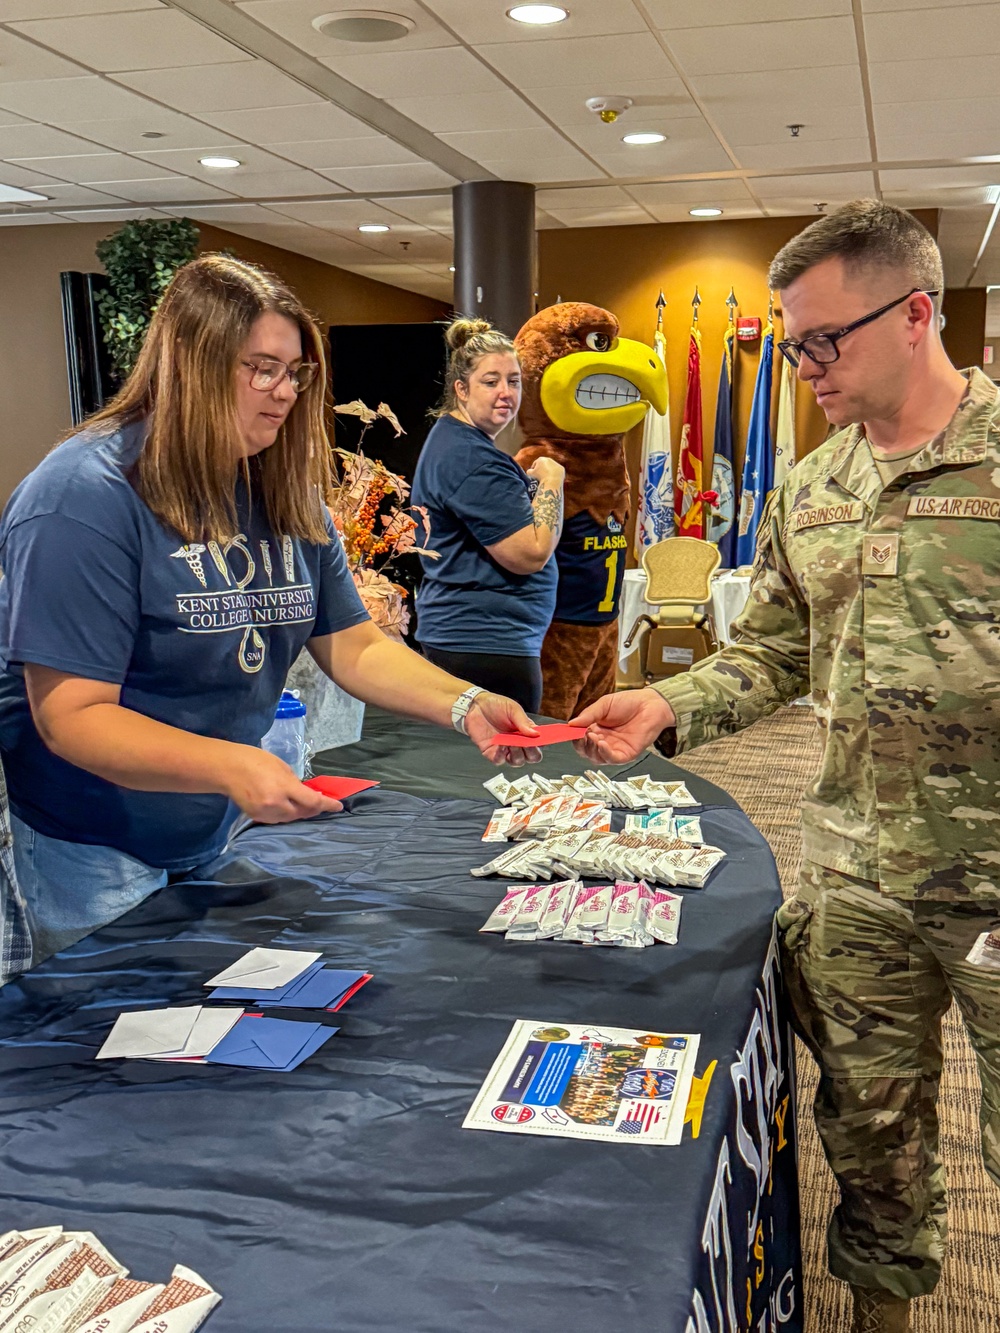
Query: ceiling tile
422 0 647 42
523 78 700 128
78 174 237 201
0 109 27 126
882 165 1000 190
476 153 603 184
0 75 158 122
479 32 675 88
668 16 858 75
25 179 131 205
753 169 877 198
386 89 546 134
0 161 70 187
737 137 873 170
6 150 173 183
220 168 342 198
322 46 503 100
437 125 578 161
536 185 634 209
319 161 458 191
628 179 758 205
160 200 282 223
379 194 453 229
235 0 457 56
0 211 72 224
863 0 995 9
878 130 1000 161
0 123 114 157
875 95 1000 140
866 4 1000 60
269 198 404 227
268 135 420 169
113 61 323 113
9 10 253 72
0 29 88 82
0 1 162 16
870 54 998 103
640 201 765 223
544 203 654 226
69 111 238 154
643 0 850 23
51 206 168 221
698 67 866 146
566 114 717 155
199 102 375 144
130 142 299 176
884 185 998 208
585 133 735 177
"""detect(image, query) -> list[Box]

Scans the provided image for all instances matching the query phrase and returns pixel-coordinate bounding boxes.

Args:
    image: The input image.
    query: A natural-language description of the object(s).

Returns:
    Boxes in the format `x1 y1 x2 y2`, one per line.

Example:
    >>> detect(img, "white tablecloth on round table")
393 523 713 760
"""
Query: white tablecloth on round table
618 568 752 668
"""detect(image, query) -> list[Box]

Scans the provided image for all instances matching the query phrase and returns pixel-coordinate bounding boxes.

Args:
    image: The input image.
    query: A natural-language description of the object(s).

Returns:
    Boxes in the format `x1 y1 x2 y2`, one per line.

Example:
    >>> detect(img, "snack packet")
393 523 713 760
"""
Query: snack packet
0 1229 66 1302
505 883 553 941
70 1281 165 1333
673 815 703 844
624 810 675 834
536 880 577 939
3 1232 127 1333
598 880 640 945
481 808 517 842
648 889 683 945
483 774 516 805
126 1266 220 1333
480 886 528 933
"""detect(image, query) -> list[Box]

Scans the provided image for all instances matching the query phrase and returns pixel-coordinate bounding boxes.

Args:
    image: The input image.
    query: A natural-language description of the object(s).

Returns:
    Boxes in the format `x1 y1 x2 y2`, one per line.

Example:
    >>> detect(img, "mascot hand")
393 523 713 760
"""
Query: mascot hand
569 688 676 764
526 457 566 489
465 693 542 768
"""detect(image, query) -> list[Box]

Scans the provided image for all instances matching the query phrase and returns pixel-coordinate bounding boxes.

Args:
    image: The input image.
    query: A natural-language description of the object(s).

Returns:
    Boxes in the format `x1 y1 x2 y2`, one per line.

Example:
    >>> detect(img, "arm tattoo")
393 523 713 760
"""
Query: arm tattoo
533 484 563 541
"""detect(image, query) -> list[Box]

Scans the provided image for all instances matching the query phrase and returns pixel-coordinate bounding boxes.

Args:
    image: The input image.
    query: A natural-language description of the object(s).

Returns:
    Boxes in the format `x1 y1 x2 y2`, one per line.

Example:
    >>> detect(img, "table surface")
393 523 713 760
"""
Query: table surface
0 718 787 1333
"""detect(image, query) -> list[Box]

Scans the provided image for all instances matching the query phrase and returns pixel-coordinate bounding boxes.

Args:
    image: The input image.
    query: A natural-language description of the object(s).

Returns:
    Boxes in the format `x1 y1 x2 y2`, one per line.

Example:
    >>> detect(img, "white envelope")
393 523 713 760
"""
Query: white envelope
97 1006 243 1061
204 948 322 990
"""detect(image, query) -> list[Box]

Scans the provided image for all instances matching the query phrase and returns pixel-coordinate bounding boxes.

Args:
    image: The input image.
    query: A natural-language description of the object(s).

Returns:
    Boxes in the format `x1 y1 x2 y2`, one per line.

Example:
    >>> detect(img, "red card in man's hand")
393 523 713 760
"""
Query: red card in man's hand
303 775 380 799
487 723 587 748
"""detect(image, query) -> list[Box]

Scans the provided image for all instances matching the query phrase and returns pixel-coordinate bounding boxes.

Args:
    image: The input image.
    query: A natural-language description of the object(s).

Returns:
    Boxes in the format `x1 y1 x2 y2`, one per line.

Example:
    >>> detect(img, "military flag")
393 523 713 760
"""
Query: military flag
773 353 797 488
707 323 736 566
735 321 775 566
634 327 674 557
675 323 708 538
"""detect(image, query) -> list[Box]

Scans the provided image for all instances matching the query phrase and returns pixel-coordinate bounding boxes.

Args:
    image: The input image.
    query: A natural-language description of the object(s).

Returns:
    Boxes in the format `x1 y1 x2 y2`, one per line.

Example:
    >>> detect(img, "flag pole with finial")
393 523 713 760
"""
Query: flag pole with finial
656 289 666 329
726 287 738 323
691 286 702 324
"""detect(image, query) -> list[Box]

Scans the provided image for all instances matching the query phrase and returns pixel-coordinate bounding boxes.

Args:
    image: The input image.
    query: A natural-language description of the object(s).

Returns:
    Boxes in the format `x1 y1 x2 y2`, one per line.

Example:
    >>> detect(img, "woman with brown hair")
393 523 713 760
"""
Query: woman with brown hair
411 317 565 711
0 255 539 969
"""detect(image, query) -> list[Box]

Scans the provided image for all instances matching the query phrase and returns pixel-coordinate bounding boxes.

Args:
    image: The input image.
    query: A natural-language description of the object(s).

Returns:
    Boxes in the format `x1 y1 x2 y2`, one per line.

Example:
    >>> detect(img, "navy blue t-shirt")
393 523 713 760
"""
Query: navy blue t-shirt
411 414 557 656
0 422 369 870
553 511 629 624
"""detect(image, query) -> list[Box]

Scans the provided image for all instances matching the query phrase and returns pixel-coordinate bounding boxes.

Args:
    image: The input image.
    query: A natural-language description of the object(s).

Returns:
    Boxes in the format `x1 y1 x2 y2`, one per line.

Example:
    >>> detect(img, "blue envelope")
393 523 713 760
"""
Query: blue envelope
207 959 326 1003
258 969 369 1010
205 1016 339 1071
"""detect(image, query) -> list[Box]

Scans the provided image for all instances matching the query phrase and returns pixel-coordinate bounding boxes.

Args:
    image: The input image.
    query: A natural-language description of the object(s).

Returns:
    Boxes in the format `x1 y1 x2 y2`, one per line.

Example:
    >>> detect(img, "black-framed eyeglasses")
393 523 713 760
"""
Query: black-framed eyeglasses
777 289 940 368
241 357 320 393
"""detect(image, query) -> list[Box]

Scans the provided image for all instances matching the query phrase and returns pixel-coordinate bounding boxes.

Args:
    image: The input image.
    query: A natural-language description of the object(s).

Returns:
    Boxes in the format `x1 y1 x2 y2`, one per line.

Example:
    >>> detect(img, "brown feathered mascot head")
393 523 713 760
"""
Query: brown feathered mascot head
514 301 667 523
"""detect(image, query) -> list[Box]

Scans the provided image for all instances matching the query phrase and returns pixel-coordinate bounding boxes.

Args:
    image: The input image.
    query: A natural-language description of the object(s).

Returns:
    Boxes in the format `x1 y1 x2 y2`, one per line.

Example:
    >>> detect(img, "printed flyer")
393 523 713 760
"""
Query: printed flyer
463 1021 701 1146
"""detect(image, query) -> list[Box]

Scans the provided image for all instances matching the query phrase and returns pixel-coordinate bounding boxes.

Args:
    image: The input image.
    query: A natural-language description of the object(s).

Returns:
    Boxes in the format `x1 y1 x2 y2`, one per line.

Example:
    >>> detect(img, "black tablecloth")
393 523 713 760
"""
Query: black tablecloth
0 717 801 1332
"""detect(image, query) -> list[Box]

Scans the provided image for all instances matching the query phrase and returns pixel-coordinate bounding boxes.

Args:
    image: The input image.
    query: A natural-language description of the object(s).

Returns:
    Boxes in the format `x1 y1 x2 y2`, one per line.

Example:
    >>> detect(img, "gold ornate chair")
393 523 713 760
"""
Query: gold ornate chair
624 538 721 683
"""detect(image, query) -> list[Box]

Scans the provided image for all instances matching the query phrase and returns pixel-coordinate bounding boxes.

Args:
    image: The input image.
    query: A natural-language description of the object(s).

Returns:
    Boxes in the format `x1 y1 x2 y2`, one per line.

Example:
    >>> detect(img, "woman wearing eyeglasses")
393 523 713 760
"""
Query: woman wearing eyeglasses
0 255 540 968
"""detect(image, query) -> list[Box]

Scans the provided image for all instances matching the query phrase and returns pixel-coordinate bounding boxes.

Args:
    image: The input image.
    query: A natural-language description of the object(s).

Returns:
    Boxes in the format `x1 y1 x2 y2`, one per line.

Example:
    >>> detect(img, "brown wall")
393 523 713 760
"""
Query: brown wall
537 209 944 552
0 221 447 504
941 287 987 371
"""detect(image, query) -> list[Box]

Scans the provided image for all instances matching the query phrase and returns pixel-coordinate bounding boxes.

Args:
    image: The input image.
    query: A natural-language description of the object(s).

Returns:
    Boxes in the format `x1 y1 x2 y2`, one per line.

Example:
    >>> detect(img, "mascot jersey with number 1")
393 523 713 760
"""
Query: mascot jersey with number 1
515 303 667 719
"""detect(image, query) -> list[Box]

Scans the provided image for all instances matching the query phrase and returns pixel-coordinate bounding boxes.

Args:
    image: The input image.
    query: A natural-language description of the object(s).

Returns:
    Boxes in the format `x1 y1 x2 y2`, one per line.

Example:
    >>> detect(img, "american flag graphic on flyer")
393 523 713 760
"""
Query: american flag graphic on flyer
462 1021 701 1146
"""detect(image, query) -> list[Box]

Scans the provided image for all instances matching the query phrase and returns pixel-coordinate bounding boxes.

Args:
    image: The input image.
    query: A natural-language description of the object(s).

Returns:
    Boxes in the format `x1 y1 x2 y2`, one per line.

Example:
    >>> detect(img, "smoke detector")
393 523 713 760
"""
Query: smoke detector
312 10 415 42
585 95 633 124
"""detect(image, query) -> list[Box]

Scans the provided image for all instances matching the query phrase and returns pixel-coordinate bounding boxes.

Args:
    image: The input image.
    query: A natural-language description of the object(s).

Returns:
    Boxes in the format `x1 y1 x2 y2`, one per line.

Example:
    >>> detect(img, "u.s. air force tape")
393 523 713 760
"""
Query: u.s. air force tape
907 495 1000 519
793 501 864 531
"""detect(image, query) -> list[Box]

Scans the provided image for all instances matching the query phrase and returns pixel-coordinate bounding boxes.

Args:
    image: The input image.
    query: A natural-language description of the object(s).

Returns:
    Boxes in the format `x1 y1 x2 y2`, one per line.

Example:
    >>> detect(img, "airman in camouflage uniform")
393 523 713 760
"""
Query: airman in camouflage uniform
570 202 1000 1331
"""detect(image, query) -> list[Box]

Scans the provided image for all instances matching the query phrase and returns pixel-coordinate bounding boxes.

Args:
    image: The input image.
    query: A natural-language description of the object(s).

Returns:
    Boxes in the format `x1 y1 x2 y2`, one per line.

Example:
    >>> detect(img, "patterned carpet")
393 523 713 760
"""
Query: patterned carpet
672 705 1000 1331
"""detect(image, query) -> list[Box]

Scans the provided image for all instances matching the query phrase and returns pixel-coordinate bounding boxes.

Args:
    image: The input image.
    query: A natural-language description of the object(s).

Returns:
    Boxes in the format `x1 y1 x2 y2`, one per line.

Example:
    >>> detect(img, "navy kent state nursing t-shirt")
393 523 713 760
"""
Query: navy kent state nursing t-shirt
0 422 369 870
411 413 557 656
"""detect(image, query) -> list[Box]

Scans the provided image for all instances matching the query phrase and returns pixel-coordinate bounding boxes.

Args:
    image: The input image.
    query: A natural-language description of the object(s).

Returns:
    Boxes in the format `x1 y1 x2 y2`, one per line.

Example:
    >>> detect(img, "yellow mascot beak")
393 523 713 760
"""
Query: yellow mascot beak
538 337 668 437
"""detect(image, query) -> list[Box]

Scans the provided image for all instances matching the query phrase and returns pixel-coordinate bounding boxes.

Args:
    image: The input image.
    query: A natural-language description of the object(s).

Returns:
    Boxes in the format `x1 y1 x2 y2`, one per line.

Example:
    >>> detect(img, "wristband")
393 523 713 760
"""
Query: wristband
452 685 486 735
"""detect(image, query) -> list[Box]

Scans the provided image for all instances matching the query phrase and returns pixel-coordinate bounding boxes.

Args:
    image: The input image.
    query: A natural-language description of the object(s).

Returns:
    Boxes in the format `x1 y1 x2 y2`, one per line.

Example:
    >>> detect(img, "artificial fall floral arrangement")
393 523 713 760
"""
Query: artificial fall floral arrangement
328 399 437 639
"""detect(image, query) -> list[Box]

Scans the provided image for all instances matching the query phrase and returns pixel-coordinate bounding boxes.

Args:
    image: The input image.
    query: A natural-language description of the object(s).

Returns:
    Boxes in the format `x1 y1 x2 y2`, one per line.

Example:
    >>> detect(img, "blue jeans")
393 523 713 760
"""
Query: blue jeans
11 814 171 966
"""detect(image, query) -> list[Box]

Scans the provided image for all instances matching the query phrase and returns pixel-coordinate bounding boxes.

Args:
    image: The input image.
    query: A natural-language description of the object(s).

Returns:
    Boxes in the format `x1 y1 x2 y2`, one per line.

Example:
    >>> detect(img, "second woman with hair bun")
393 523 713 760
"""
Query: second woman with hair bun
411 318 565 712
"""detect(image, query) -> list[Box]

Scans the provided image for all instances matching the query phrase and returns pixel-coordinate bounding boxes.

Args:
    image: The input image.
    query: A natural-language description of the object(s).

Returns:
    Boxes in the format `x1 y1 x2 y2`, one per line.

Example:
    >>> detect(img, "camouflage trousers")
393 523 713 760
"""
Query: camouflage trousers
777 861 1000 1300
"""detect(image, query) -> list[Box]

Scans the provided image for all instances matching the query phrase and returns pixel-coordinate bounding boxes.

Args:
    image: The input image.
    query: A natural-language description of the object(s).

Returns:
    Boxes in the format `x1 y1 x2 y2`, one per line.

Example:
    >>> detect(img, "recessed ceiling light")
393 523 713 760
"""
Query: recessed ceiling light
507 5 568 25
358 223 390 233
0 184 49 203
313 10 415 42
689 207 723 217
200 155 241 169
622 132 666 145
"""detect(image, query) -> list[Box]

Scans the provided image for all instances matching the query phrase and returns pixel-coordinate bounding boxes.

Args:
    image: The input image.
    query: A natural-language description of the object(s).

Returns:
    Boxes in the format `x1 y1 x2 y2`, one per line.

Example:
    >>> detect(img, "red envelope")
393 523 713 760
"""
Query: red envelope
303 775 380 799
487 723 587 748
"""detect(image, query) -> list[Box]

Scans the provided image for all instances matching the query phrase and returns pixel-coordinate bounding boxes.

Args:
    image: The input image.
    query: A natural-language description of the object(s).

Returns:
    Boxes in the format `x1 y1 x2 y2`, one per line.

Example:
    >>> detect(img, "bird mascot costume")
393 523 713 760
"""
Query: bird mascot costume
515 302 668 719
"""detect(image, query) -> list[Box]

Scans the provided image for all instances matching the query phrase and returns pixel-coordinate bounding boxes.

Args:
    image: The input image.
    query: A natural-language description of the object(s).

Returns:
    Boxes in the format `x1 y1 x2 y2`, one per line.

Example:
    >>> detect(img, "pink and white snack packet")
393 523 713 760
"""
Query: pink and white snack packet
479 885 528 933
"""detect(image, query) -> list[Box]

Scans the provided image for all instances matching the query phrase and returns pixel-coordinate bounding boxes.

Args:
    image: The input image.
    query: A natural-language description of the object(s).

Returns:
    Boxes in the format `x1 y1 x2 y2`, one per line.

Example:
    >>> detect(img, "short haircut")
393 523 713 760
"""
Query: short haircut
768 200 943 296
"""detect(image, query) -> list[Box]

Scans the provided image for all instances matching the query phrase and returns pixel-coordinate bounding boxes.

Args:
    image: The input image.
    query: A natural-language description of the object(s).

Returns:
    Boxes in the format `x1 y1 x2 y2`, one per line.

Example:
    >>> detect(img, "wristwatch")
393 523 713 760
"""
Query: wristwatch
452 685 486 735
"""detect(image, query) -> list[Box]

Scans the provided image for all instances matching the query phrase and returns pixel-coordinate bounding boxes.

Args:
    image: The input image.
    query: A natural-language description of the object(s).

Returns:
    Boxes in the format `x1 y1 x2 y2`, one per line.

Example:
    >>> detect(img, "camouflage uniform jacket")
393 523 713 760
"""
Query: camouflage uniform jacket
653 367 1000 900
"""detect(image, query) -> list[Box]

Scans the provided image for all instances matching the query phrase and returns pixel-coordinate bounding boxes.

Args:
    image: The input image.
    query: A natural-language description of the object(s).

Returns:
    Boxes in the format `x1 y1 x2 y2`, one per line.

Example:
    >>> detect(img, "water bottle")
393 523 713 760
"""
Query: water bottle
261 689 308 779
